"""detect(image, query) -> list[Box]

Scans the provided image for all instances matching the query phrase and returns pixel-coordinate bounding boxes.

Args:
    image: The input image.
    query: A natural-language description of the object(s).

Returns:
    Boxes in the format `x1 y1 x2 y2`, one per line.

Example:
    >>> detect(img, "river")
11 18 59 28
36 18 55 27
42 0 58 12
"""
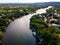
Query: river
3 6 52 45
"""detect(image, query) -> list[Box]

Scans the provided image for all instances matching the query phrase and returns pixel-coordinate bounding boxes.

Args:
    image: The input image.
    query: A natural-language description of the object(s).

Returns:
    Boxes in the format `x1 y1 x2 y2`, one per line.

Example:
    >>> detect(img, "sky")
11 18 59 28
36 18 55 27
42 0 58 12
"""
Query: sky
0 0 60 3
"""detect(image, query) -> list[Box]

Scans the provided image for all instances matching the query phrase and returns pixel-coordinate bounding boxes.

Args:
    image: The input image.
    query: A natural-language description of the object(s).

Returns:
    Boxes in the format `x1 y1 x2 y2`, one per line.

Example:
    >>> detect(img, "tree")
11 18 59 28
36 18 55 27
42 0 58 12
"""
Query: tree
57 18 60 24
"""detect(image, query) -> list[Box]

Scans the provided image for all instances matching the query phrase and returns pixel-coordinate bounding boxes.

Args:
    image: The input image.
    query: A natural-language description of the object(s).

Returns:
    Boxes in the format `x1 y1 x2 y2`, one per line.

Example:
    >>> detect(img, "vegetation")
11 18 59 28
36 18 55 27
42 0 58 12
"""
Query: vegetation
30 6 60 45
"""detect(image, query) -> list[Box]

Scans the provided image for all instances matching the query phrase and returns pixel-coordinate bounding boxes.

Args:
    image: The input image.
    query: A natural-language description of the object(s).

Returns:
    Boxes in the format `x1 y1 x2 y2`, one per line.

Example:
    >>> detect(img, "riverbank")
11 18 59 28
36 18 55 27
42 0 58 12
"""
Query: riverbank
0 6 42 45
30 6 60 45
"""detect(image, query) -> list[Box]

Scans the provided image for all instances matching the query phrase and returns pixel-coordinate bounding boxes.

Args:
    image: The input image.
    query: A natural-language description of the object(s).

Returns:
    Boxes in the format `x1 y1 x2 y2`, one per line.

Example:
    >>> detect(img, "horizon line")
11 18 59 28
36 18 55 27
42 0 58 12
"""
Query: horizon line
0 1 60 4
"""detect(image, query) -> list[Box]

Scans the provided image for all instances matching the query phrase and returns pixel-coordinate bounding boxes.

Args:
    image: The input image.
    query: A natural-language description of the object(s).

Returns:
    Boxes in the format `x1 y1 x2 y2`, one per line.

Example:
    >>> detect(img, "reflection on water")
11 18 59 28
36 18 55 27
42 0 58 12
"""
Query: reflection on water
3 6 52 45
3 15 37 45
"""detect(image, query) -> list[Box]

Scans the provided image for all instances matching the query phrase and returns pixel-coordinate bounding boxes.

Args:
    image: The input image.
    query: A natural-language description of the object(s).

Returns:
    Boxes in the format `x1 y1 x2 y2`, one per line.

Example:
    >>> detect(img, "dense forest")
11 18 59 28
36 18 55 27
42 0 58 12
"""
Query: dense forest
30 6 60 45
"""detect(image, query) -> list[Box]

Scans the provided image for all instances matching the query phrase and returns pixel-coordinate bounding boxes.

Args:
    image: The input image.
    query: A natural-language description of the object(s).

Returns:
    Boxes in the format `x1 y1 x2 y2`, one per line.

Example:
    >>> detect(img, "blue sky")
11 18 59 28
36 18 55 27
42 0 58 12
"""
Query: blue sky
0 0 60 3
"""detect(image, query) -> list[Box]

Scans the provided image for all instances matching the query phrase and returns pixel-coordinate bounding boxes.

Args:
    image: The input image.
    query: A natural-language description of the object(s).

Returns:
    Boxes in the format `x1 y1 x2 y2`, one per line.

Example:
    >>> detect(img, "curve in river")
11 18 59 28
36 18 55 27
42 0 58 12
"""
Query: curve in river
3 6 52 45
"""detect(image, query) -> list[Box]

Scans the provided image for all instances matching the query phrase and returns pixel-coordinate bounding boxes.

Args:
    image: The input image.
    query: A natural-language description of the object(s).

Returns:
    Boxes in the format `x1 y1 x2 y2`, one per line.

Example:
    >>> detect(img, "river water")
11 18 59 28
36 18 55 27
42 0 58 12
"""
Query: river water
3 6 52 45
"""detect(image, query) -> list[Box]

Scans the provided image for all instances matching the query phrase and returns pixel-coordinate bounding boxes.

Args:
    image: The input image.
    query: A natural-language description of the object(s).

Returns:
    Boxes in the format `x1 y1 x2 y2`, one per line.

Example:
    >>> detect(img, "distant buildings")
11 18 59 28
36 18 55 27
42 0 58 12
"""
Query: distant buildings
54 10 60 17
39 9 60 27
